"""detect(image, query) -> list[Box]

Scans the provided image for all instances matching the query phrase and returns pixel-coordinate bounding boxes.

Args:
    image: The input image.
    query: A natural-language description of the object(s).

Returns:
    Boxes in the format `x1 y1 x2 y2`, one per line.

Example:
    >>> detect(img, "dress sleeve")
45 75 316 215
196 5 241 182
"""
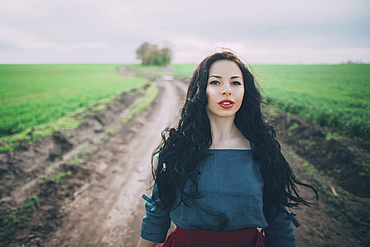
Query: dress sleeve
140 183 172 243
264 206 299 247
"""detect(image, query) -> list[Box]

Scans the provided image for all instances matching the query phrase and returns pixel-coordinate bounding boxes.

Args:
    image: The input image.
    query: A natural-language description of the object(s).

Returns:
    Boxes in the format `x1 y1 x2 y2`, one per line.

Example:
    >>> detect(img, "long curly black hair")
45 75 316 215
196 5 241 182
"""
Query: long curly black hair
152 51 317 219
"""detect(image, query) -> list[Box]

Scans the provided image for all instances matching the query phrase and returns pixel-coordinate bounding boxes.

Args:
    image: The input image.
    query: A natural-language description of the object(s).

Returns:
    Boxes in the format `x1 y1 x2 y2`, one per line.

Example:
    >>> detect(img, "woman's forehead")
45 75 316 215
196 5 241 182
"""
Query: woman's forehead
208 60 243 78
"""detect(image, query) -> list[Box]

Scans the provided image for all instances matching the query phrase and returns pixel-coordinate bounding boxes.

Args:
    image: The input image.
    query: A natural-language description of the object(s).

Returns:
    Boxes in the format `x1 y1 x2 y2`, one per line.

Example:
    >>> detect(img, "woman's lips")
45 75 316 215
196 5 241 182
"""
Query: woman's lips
218 99 235 108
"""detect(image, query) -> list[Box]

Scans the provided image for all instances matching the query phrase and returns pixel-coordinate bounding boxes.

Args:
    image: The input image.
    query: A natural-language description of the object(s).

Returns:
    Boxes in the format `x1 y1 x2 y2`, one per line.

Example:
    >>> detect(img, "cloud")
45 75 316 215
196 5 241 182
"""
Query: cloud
0 0 369 63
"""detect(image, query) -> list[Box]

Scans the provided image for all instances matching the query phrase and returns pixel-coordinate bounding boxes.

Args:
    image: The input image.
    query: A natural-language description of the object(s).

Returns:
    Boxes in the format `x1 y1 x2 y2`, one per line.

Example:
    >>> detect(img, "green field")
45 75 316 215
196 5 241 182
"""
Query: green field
1 64 369 146
131 64 370 141
0 64 148 140
253 64 370 141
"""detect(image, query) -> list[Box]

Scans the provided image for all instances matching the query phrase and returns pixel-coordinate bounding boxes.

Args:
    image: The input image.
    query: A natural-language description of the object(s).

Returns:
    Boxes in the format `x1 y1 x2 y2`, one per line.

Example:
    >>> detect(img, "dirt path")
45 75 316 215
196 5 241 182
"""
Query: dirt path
44 78 185 246
41 75 363 246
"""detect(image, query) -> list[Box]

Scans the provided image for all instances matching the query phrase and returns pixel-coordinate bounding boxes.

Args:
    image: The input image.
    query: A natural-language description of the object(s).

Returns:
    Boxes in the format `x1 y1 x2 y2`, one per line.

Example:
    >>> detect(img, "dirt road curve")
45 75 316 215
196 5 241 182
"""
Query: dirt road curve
43 76 362 247
45 78 185 246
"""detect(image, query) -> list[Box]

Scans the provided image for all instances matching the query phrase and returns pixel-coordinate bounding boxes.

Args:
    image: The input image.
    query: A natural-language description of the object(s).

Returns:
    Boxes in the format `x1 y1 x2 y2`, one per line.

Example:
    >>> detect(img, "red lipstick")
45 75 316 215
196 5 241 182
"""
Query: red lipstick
218 99 235 108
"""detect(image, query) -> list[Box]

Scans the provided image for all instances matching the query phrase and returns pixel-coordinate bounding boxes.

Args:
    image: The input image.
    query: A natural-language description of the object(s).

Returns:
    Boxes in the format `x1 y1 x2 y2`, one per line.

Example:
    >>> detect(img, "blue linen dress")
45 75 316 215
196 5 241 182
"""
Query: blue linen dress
140 149 297 247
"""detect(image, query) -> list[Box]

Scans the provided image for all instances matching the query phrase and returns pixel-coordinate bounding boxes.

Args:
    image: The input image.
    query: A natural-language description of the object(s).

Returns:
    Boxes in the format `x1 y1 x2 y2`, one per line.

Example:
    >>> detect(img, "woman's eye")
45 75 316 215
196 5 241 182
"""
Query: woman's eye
209 80 219 85
232 81 242 85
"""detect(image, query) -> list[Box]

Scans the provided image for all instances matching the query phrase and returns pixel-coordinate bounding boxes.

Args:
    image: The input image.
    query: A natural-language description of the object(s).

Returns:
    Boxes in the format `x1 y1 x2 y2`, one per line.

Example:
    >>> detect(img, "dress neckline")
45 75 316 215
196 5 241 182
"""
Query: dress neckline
207 149 252 151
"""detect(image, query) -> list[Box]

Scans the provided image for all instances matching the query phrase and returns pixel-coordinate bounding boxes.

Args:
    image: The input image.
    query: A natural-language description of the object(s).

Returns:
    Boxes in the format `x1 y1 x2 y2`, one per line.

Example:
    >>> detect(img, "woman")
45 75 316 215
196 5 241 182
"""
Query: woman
137 51 317 247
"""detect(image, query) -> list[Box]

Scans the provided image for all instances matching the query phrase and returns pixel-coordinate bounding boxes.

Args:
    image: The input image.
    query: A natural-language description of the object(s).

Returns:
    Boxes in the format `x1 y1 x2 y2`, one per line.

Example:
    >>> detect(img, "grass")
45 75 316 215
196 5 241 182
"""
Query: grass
172 64 197 80
0 195 39 241
50 171 72 185
252 64 370 141
0 64 148 138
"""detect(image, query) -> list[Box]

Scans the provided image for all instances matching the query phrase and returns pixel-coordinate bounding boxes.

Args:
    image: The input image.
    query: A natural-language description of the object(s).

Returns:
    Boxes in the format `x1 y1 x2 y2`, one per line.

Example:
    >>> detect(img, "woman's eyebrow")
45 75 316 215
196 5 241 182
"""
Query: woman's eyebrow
209 75 221 78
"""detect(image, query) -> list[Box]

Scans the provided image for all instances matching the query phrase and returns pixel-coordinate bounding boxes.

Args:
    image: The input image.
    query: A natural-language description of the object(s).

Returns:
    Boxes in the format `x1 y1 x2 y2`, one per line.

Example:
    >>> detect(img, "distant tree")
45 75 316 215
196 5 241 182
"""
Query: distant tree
136 42 172 66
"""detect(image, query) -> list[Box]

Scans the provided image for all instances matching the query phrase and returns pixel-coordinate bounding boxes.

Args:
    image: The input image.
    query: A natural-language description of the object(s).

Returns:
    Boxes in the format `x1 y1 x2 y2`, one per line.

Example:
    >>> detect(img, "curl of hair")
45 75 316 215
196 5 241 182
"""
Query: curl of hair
151 50 317 218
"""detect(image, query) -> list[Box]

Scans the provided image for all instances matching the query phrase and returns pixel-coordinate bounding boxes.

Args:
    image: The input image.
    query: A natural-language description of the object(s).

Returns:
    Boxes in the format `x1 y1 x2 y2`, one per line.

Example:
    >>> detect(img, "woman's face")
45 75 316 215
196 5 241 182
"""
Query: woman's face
205 60 244 119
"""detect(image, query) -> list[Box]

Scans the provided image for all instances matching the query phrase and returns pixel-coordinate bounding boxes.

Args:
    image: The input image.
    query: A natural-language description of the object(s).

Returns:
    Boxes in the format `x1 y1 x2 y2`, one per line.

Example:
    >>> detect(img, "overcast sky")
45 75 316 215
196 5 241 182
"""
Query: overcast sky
1 0 369 64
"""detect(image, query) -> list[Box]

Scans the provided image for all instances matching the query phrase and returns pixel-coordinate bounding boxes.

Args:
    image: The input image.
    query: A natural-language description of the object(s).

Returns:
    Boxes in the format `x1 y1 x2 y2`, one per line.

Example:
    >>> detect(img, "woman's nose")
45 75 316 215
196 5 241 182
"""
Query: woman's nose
222 84 232 95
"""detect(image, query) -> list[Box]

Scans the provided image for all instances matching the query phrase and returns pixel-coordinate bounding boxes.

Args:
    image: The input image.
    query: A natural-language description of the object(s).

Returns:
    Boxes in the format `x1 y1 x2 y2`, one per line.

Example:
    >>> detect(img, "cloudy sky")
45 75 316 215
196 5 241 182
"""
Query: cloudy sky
1 0 369 64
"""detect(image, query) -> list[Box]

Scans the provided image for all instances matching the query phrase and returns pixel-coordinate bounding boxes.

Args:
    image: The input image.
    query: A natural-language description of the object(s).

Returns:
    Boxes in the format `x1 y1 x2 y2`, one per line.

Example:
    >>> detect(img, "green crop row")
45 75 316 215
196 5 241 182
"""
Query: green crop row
253 64 370 141
0 64 148 139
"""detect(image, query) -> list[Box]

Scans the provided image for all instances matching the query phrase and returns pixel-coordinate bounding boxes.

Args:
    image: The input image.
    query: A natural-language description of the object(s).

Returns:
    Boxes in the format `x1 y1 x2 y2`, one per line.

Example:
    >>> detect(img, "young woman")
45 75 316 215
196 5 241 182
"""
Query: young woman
137 51 317 247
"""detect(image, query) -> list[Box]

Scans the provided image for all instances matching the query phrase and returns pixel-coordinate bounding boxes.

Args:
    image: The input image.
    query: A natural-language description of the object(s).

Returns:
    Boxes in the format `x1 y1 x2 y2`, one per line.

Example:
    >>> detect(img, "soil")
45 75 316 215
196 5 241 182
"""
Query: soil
0 69 368 246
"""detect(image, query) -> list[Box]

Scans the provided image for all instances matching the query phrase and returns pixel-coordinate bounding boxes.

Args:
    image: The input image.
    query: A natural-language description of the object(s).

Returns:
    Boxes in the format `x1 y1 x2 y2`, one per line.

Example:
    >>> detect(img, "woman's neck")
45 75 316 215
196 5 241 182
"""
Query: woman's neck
208 116 250 150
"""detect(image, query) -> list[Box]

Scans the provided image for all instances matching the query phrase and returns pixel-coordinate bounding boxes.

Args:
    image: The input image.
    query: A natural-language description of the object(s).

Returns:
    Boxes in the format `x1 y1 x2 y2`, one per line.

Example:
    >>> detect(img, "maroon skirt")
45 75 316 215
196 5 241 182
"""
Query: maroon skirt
157 227 265 247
